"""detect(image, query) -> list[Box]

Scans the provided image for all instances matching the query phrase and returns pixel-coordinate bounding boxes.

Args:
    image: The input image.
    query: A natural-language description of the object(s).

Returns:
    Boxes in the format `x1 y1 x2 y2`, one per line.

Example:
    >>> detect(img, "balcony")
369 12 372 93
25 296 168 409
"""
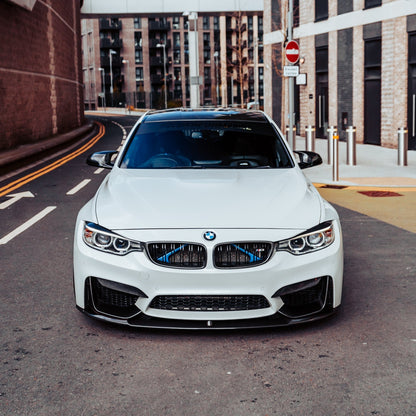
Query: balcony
99 19 122 31
149 21 171 31
150 74 163 84
100 56 123 68
150 56 163 66
149 39 171 49
100 38 123 49
103 74 124 85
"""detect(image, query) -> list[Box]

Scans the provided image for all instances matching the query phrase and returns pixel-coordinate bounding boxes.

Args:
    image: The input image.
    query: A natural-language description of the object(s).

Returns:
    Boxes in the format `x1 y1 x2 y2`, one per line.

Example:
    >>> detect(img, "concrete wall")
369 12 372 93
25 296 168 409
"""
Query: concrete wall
0 0 84 152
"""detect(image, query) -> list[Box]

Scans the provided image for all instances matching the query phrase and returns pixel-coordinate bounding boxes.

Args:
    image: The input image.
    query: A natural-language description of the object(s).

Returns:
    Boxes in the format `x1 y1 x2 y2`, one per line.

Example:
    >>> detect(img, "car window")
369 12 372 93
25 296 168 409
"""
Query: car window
119 120 293 169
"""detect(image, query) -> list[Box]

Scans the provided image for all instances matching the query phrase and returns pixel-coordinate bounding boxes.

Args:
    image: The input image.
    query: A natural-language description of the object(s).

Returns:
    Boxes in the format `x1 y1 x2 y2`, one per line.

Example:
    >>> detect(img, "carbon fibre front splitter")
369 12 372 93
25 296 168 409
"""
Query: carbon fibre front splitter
77 306 339 330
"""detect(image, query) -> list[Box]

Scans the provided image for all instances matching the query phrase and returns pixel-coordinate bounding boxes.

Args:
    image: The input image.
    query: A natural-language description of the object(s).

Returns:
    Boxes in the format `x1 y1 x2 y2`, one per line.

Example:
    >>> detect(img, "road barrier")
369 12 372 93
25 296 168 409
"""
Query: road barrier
346 126 357 166
305 125 315 152
286 125 297 151
397 127 408 166
327 126 337 165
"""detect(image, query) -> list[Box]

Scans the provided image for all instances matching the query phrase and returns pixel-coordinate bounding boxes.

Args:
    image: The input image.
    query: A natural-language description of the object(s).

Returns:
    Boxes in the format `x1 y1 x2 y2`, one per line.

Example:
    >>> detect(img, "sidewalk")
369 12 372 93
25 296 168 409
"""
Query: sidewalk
298 136 416 188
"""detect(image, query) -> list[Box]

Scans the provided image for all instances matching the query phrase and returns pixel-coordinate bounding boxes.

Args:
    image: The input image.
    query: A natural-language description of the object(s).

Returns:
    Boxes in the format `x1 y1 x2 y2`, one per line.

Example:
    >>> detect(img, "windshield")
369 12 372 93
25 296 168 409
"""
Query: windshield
119 120 293 169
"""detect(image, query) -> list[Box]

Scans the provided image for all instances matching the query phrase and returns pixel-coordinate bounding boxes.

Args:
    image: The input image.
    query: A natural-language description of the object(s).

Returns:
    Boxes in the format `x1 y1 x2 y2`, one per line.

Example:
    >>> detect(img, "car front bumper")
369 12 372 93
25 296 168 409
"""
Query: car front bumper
73 221 343 329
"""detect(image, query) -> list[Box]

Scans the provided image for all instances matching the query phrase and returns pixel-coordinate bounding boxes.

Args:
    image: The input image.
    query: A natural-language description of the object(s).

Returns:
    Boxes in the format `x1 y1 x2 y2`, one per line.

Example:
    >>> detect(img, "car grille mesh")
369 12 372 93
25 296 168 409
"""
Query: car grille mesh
90 277 140 318
214 242 273 268
147 243 207 268
149 295 270 311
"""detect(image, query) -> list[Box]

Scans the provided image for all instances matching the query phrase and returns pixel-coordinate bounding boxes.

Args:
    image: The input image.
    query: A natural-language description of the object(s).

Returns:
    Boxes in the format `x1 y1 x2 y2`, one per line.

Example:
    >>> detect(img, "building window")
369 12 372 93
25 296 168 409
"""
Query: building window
173 33 181 48
204 50 211 64
294 0 299 27
315 0 328 22
203 33 210 50
135 49 143 64
172 16 180 29
248 16 253 31
213 16 219 31
203 16 210 30
174 50 181 64
258 16 263 33
134 17 141 29
204 67 211 81
248 33 254 48
365 0 381 8
135 67 144 81
174 68 181 81
135 32 142 49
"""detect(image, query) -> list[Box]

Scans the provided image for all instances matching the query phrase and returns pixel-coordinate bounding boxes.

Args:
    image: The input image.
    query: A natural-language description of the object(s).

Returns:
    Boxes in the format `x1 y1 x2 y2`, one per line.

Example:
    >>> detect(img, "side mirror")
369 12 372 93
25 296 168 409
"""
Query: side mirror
293 151 322 169
87 151 118 169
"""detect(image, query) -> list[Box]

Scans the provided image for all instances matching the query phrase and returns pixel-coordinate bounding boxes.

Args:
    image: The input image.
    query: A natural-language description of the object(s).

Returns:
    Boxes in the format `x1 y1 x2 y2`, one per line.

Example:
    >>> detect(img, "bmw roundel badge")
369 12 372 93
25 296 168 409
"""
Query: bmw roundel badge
203 231 216 241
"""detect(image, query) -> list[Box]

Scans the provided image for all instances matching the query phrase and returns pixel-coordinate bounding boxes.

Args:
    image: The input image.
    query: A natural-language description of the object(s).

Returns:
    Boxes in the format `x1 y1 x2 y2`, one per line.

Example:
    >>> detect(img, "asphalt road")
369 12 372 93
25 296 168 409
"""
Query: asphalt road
0 115 415 416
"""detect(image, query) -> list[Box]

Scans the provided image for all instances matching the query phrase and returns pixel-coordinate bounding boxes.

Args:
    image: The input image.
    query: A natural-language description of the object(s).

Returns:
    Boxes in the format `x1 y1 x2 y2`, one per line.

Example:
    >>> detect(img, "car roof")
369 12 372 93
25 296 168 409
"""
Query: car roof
141 108 269 123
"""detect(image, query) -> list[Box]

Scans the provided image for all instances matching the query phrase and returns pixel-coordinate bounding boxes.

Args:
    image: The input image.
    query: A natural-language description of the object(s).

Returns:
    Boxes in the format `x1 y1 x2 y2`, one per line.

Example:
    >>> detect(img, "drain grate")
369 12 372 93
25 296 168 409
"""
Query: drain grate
322 185 348 189
358 190 403 197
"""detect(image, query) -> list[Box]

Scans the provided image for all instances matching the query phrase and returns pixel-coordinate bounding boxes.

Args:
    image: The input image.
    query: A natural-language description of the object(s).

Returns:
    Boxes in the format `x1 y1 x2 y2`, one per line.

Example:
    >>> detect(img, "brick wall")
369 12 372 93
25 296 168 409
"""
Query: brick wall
0 0 84 152
298 0 315 134
381 16 408 148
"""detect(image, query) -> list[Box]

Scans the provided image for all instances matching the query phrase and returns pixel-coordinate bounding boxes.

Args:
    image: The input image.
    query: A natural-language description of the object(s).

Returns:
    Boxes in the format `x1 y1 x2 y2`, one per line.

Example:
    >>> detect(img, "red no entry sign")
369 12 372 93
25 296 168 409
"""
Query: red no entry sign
285 40 300 64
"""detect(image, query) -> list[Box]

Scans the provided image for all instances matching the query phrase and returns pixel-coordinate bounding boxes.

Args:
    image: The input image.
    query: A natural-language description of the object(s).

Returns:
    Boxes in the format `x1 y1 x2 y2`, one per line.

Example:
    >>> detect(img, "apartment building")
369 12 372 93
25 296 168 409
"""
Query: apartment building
81 13 264 111
263 0 416 149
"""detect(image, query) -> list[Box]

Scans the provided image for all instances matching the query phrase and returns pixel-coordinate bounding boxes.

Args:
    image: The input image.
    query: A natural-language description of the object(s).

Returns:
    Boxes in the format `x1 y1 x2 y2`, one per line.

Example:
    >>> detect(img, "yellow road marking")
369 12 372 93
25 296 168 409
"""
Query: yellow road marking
314 183 416 192
0 122 105 198
317 186 416 234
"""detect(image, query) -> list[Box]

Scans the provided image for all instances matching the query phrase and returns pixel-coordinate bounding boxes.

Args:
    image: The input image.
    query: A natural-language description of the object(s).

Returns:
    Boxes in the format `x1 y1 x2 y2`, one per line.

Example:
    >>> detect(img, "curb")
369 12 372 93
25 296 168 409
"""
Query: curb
0 123 95 169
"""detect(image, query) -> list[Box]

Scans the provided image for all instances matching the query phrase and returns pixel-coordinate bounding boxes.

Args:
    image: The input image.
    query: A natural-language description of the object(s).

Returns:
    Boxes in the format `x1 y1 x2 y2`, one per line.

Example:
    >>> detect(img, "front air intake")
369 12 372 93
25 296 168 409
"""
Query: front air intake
147 243 207 268
214 242 273 268
149 295 270 311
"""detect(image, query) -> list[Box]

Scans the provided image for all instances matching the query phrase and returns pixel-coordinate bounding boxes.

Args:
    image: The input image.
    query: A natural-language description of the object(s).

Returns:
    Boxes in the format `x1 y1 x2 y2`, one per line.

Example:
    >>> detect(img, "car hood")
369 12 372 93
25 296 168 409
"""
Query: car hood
94 168 322 230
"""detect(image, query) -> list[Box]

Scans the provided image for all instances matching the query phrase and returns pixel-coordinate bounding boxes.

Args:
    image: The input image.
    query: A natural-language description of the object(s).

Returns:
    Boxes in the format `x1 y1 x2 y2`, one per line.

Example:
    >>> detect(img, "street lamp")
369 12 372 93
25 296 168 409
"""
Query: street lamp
99 67 106 111
156 43 168 109
122 59 129 110
109 49 117 107
183 11 200 108
213 51 219 107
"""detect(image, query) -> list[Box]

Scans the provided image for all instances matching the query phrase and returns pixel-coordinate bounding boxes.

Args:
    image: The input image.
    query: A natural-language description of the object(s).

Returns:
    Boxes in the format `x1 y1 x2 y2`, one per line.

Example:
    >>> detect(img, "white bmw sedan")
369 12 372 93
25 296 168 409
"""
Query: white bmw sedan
73 109 343 329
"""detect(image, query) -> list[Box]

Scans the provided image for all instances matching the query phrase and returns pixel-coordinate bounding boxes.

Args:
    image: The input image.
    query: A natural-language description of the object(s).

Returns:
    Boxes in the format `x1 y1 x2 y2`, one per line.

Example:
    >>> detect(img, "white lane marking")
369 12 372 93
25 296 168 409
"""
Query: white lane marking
0 206 56 245
111 121 127 141
94 168 104 174
66 179 91 195
0 191 35 209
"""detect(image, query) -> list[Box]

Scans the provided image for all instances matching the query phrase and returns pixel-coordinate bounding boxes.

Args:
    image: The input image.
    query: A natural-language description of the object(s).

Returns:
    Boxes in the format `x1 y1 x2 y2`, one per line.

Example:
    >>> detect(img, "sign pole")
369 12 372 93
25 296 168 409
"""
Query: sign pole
288 0 295 150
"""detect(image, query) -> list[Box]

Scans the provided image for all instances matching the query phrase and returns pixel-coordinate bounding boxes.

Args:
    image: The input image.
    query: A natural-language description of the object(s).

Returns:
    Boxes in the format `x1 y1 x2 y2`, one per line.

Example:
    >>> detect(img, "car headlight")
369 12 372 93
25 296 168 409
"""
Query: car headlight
82 222 144 255
276 221 335 255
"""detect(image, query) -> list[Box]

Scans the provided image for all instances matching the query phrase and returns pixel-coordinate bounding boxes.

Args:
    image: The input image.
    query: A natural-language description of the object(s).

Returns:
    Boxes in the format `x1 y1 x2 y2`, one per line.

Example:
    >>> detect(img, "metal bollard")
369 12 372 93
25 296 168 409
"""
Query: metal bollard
305 125 315 152
332 131 339 182
346 126 357 166
397 127 408 166
286 125 297 151
327 126 337 165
